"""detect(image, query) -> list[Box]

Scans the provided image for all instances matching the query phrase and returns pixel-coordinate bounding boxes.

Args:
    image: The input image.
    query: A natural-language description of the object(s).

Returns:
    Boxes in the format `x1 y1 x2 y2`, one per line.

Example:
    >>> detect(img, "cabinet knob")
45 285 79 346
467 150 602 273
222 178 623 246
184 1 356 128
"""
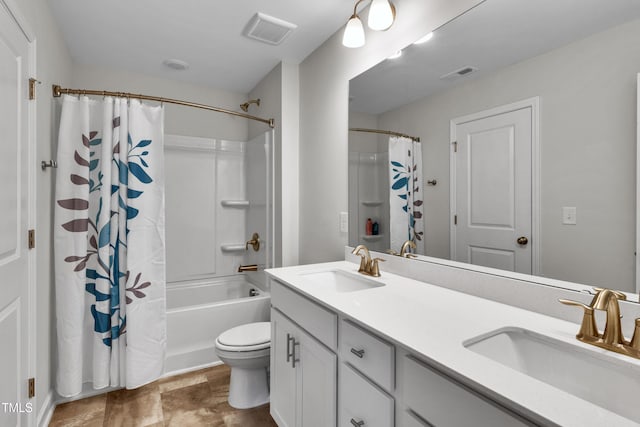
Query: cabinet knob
350 419 365 427
350 348 365 358
517 236 528 245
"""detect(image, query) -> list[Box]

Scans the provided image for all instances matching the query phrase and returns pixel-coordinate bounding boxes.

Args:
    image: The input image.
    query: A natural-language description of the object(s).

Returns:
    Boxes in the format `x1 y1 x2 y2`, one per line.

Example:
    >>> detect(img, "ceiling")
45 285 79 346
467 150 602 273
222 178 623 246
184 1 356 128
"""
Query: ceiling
349 0 640 115
49 0 350 94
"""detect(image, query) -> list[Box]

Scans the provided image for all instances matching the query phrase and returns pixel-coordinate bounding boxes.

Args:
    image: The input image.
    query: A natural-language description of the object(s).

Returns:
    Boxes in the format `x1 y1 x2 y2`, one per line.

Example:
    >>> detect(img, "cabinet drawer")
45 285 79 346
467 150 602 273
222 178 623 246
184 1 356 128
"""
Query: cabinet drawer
340 319 394 392
271 279 337 349
339 363 394 427
402 356 531 427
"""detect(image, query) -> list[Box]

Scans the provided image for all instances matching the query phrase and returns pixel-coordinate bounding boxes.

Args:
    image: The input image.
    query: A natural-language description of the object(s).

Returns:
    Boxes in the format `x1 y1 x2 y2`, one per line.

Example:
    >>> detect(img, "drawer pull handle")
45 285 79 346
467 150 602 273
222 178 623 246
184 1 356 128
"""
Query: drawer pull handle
350 419 365 427
350 348 365 358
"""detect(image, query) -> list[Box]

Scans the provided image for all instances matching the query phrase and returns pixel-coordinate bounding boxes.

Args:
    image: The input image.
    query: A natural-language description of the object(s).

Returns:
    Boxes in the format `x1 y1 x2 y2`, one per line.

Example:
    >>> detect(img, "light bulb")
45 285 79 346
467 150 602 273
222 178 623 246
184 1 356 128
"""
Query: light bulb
343 15 365 48
368 0 394 31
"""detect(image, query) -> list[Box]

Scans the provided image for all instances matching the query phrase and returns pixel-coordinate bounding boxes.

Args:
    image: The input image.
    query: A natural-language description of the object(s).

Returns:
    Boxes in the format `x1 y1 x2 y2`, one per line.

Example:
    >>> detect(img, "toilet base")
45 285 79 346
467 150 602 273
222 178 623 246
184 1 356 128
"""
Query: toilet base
228 366 270 409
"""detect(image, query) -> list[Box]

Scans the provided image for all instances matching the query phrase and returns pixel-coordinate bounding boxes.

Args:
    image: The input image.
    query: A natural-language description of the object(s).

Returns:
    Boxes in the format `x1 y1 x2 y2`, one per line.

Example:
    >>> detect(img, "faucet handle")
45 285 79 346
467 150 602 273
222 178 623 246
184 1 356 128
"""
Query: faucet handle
386 249 399 256
369 258 385 277
629 319 640 351
559 299 599 340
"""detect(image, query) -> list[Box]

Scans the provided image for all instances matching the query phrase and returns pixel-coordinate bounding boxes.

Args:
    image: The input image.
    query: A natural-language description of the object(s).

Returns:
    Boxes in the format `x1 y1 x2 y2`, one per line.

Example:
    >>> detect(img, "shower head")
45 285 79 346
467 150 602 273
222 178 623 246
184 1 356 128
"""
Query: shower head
240 98 261 112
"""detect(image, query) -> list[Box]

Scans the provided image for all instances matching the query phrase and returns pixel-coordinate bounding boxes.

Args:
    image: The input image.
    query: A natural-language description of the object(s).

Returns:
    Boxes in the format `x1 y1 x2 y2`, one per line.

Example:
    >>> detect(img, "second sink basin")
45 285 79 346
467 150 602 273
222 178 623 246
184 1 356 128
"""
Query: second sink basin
301 270 385 293
464 327 640 423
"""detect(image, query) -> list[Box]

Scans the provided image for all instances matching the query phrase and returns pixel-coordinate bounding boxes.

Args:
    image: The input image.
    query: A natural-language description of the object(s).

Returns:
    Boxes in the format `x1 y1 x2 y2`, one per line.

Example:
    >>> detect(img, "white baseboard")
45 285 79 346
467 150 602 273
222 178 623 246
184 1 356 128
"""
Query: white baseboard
37 391 55 427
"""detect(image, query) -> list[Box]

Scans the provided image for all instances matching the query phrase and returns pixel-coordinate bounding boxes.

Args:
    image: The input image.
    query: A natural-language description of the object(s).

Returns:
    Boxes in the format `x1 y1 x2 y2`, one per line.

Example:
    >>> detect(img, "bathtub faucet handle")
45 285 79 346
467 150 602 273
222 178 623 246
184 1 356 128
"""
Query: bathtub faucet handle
245 233 260 251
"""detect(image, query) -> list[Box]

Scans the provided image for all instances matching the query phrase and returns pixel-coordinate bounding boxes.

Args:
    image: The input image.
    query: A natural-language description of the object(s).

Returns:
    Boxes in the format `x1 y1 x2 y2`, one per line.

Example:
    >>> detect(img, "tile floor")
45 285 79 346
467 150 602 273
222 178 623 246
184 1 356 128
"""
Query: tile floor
48 364 277 426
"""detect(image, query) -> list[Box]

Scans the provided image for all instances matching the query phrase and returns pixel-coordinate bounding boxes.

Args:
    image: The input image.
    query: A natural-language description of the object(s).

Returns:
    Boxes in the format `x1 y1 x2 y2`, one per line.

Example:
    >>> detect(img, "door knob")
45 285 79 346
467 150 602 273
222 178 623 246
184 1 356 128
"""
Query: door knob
517 236 529 245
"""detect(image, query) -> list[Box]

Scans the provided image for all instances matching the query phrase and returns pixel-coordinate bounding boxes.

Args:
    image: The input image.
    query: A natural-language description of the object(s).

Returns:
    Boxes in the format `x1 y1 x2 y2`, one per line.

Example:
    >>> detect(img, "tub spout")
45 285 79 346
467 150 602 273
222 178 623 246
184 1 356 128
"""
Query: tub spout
238 264 258 272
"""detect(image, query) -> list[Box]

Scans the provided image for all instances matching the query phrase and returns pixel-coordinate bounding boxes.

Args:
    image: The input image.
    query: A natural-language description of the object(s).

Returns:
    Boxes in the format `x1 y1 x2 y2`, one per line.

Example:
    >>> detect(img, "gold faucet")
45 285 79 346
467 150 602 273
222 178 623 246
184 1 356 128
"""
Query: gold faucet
399 240 417 258
560 288 640 359
351 245 385 277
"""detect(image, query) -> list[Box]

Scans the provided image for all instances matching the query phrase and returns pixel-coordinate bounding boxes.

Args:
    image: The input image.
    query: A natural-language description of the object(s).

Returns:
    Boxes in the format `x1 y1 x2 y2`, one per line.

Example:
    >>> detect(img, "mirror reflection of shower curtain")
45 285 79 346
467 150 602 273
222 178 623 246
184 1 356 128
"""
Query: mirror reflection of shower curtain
389 136 424 253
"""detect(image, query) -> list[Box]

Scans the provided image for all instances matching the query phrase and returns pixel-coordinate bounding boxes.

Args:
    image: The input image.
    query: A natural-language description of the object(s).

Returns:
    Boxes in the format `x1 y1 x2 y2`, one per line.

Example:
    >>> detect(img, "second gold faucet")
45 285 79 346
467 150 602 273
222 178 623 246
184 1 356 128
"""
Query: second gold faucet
560 288 640 360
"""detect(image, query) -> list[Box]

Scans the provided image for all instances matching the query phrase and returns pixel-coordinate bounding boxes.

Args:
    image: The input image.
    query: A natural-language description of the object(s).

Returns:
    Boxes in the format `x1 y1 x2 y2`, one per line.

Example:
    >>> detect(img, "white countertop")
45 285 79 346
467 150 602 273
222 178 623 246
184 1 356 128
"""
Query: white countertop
266 261 640 427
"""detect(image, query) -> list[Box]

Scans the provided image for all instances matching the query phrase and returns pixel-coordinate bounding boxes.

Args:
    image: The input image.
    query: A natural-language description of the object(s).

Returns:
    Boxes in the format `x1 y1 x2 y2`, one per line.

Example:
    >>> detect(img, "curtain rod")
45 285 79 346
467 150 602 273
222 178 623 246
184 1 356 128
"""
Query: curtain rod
349 127 420 142
52 85 275 129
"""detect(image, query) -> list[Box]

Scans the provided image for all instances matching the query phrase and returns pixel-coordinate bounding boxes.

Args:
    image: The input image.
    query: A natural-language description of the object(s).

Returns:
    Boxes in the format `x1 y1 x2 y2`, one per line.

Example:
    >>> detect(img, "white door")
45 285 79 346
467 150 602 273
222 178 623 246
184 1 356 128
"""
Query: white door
451 101 535 274
0 2 33 426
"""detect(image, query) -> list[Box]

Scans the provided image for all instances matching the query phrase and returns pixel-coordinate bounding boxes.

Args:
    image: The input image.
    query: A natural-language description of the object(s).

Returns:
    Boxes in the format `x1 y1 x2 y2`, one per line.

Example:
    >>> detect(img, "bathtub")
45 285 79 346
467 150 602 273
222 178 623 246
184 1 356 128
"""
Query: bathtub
164 275 270 375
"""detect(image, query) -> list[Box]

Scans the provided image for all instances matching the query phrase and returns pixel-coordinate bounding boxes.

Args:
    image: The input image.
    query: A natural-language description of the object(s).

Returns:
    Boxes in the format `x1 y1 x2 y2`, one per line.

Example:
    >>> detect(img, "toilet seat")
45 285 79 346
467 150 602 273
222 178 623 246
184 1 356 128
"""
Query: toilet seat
215 321 271 352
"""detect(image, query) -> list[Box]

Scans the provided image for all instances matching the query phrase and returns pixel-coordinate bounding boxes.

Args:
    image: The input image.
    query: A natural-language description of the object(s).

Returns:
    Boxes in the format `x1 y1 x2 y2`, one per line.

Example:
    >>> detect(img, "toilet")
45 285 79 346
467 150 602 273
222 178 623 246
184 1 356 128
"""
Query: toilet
215 321 271 409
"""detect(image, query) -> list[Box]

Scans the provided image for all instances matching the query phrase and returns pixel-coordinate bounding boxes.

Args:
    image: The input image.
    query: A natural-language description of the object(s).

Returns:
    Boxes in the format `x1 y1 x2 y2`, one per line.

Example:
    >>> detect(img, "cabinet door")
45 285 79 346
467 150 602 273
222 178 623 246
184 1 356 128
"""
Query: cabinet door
298 327 337 427
271 309 298 427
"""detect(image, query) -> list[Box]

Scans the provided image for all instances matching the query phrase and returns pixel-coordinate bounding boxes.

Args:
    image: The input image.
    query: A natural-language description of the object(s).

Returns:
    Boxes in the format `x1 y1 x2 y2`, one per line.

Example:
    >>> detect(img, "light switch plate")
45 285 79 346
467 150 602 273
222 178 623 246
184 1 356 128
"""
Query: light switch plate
339 212 349 233
562 207 577 225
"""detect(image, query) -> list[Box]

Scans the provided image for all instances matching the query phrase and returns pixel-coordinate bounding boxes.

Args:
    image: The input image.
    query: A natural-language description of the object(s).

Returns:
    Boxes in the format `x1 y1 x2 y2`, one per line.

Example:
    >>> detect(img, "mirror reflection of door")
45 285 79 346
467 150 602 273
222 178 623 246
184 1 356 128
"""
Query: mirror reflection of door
451 99 538 274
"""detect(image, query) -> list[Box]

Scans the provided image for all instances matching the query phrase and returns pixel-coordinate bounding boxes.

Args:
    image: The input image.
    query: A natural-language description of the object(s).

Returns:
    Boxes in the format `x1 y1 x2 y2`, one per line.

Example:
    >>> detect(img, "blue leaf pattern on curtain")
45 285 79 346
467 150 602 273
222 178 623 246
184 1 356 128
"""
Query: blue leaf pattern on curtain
57 129 155 345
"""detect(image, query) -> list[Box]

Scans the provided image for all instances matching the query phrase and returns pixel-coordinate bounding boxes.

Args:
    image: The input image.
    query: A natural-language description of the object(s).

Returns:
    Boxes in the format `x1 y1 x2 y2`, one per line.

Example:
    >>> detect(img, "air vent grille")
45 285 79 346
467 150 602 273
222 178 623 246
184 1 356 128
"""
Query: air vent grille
440 66 478 80
244 12 297 45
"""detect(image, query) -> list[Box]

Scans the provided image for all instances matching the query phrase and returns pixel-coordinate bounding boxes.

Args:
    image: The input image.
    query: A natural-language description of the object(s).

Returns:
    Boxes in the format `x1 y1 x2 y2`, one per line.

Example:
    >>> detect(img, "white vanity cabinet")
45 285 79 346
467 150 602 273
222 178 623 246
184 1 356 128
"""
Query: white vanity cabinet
269 275 538 427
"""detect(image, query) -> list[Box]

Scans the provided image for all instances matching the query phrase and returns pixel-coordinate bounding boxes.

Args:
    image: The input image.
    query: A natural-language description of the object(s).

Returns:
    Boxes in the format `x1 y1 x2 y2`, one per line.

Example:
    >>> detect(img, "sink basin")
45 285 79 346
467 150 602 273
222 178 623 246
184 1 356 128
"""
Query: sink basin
301 270 385 293
464 327 640 423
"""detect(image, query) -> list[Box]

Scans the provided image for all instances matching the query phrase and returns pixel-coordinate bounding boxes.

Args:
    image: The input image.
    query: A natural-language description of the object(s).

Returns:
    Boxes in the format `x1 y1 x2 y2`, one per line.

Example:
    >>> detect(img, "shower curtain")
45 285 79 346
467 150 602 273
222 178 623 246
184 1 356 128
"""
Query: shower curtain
389 136 424 253
54 95 166 397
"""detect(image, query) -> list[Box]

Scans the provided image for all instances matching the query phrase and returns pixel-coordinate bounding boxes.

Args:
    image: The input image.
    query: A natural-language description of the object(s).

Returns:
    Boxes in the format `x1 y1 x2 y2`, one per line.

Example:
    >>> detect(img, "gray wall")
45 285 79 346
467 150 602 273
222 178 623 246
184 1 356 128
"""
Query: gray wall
298 0 483 264
377 19 640 291
72 63 248 141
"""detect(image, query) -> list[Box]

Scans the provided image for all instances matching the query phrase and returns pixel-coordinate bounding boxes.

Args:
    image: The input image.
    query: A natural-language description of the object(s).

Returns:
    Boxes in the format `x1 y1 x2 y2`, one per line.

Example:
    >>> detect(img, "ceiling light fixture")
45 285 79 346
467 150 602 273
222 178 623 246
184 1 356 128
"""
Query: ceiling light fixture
413 32 433 45
342 0 396 48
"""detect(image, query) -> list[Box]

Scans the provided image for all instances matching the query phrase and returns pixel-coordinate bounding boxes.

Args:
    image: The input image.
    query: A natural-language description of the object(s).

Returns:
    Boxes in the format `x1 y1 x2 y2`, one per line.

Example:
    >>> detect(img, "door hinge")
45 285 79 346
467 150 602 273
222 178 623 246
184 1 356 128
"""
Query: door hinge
28 78 39 100
452 141 458 152
28 378 35 398
454 215 458 225
28 229 35 249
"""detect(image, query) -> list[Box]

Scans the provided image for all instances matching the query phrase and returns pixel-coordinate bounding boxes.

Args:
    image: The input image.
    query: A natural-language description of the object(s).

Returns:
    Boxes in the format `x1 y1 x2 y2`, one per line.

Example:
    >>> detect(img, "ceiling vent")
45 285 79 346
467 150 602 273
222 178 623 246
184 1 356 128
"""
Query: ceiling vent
440 66 478 80
244 12 297 45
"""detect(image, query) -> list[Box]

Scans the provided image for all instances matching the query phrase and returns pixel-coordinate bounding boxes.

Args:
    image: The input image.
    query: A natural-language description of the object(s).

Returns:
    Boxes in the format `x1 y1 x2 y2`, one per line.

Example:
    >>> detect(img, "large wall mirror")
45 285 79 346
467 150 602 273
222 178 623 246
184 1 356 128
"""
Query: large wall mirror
348 0 640 295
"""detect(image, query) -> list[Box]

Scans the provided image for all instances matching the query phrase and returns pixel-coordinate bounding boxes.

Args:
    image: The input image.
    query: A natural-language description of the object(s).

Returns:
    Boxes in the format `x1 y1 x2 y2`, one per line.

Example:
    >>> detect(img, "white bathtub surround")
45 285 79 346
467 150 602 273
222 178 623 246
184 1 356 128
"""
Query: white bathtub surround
54 95 166 397
165 276 270 375
164 131 274 282
267 260 640 426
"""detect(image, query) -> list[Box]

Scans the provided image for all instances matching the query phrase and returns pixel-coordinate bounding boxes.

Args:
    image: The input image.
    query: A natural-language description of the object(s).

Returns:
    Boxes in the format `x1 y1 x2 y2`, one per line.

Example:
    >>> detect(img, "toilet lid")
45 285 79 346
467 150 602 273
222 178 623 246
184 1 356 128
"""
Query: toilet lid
217 322 271 349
